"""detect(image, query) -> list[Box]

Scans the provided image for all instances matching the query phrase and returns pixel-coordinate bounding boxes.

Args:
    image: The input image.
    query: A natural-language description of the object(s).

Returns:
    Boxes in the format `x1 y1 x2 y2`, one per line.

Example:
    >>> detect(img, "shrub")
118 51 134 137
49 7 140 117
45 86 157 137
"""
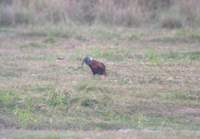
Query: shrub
159 5 184 29
0 0 200 28
81 98 98 108
0 5 14 25
161 17 183 29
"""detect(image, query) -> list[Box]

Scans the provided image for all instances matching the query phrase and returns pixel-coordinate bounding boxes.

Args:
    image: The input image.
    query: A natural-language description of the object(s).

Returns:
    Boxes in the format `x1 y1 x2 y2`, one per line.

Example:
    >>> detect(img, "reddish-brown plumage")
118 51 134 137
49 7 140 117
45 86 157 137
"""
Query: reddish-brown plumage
82 56 107 76
89 60 107 76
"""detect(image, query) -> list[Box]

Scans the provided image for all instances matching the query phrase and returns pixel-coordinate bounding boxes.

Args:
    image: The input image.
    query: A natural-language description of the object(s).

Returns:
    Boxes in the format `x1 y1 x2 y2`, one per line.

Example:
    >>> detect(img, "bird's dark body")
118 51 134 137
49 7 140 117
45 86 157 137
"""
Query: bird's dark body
89 60 106 76
82 56 107 76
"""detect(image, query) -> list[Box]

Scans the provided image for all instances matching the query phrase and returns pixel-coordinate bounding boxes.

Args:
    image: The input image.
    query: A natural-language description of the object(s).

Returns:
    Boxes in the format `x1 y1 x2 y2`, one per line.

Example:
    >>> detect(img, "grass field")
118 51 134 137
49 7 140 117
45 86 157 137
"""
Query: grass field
0 24 200 138
1 129 200 139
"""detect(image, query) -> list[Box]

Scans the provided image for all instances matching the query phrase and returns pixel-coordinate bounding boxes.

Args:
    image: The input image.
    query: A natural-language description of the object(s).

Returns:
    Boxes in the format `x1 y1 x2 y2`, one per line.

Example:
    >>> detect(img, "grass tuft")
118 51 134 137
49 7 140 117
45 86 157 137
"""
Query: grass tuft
146 48 161 65
0 25 200 131
162 51 200 62
13 107 37 128
0 90 19 109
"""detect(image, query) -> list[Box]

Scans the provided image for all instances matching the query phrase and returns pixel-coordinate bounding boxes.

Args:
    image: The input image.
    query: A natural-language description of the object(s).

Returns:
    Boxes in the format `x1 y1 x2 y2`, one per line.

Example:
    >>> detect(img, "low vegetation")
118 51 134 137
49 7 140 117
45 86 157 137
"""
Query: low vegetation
0 0 200 28
1 130 200 139
0 1 200 138
0 25 200 133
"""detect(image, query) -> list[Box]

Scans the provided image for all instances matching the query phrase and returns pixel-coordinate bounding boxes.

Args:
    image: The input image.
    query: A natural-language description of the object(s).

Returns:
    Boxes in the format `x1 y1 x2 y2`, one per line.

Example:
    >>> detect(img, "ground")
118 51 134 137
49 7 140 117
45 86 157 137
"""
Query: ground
1 129 200 139
0 25 200 138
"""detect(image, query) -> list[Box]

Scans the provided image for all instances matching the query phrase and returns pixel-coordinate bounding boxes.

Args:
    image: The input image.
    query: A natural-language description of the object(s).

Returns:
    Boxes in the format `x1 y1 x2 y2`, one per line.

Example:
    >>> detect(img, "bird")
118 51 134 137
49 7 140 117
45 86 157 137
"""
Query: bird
82 56 107 76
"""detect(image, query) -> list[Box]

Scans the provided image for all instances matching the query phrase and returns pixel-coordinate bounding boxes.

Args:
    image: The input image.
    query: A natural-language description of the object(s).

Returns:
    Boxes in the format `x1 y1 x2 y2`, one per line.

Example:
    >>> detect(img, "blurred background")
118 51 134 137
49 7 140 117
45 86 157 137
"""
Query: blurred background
0 0 200 28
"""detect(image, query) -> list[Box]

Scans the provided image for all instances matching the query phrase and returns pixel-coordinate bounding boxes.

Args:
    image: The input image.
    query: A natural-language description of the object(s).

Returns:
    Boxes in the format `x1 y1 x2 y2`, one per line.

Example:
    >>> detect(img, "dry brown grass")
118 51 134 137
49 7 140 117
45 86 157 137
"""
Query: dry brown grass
0 0 200 27
0 1 200 137
0 25 200 131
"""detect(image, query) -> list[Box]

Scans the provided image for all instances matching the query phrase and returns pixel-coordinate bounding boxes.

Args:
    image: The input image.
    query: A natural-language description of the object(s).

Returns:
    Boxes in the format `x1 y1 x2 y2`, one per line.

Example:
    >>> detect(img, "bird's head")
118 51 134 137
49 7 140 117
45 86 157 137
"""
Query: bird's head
81 56 93 66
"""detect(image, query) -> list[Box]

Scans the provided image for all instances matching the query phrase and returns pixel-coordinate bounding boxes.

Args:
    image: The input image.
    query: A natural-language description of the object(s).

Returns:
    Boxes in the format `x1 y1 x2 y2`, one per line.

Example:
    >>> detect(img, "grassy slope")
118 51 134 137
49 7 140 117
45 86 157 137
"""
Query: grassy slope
1 129 200 139
0 25 200 137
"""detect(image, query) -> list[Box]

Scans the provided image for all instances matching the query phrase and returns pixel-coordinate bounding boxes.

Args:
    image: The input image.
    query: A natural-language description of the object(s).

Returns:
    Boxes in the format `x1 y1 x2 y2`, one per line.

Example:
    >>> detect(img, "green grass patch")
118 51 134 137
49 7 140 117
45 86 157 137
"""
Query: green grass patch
46 89 70 109
12 25 143 43
70 46 129 62
91 47 126 61
159 91 200 107
43 37 57 44
91 28 121 41
81 98 98 108
0 90 19 109
152 29 200 43
135 91 200 107
145 48 161 65
162 51 200 62
139 116 188 130
75 80 111 94
75 80 98 92
27 85 72 109
0 27 18 37
21 25 83 40
23 27 64 38
13 107 38 128
1 26 200 131
20 42 49 49
146 48 200 64
26 55 55 62
29 85 54 93
176 29 200 41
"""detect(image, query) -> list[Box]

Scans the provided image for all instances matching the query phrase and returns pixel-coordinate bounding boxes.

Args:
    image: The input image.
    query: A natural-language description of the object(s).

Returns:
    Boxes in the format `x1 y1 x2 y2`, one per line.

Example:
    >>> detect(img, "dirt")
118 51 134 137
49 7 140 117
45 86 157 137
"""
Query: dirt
0 27 200 131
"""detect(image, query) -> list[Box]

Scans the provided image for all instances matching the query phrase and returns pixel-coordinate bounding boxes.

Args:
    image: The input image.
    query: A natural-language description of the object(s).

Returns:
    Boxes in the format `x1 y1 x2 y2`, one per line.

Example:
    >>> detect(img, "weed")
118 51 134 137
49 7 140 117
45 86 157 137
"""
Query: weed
146 48 161 65
91 47 126 61
128 33 141 41
92 48 114 60
190 32 200 41
20 42 48 49
0 90 19 109
175 29 200 42
162 51 200 62
160 16 183 29
136 113 146 129
81 98 98 108
46 89 70 109
146 49 200 63
13 107 37 128
70 46 119 62
75 80 99 92
92 29 121 41
1 24 200 131
22 25 80 39
159 91 200 106
43 37 56 44
30 85 54 93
